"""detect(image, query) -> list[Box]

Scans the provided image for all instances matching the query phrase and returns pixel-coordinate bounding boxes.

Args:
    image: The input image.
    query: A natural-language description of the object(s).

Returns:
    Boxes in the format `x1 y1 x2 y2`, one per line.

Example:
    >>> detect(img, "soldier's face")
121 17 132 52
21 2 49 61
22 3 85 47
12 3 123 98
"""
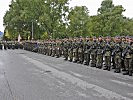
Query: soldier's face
122 38 125 42
128 39 132 43
115 38 120 42
126 38 129 42
106 38 110 42
93 38 96 41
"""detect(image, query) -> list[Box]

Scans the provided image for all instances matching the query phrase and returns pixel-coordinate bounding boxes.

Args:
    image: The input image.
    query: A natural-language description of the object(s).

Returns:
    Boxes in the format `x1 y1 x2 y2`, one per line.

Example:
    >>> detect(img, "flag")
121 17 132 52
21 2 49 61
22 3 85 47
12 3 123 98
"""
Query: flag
18 34 21 42
5 30 10 38
28 35 30 40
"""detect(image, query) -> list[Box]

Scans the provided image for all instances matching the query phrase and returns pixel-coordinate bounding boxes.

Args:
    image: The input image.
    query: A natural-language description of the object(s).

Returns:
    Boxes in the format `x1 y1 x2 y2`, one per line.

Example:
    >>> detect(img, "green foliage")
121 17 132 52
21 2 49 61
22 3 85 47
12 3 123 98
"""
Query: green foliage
88 0 132 37
3 0 133 40
68 6 89 37
3 0 69 40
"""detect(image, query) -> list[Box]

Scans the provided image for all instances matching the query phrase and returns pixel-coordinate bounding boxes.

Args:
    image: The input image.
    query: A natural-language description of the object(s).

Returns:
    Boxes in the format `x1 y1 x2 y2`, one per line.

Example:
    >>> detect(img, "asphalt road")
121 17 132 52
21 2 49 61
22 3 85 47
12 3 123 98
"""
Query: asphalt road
0 49 133 100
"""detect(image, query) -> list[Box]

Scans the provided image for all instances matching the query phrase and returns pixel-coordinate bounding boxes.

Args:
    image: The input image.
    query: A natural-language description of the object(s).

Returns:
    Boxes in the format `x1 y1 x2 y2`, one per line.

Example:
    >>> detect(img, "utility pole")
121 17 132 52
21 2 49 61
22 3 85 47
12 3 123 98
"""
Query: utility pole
32 21 34 40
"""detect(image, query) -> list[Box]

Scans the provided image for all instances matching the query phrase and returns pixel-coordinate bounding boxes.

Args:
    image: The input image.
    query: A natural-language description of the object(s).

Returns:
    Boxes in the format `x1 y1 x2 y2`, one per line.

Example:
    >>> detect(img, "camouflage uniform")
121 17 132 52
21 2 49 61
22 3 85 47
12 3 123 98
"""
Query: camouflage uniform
121 37 127 71
103 40 112 71
0 42 3 50
112 37 123 73
73 40 79 63
78 39 84 64
63 40 69 60
96 39 104 69
56 41 61 58
84 38 91 66
90 38 97 67
51 42 56 57
123 37 133 76
68 40 73 62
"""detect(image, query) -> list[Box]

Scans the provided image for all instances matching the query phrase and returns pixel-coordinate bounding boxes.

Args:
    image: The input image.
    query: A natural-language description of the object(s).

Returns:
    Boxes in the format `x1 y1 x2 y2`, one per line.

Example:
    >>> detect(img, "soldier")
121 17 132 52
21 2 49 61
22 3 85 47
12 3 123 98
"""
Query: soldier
40 41 43 54
123 36 133 76
90 37 97 67
11 41 15 50
32 41 39 53
59 39 64 56
110 37 116 69
68 38 73 62
51 40 56 57
0 42 2 50
103 36 112 71
56 40 61 58
15 41 19 49
112 36 123 73
44 41 48 55
63 38 69 60
48 41 52 56
38 42 41 53
96 36 104 69
121 36 128 71
3 41 7 50
73 38 78 63
78 37 84 64
84 36 91 65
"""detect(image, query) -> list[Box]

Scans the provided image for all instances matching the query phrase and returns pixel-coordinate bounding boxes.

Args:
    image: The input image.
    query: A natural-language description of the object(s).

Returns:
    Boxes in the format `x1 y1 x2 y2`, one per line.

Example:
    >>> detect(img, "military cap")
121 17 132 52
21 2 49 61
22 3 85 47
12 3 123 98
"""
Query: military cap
115 36 121 39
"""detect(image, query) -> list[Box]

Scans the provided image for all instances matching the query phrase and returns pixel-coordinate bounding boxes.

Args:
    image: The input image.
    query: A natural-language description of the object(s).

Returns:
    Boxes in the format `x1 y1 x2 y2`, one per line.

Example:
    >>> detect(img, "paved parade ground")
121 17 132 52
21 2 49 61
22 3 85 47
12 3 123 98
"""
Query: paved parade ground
0 49 133 100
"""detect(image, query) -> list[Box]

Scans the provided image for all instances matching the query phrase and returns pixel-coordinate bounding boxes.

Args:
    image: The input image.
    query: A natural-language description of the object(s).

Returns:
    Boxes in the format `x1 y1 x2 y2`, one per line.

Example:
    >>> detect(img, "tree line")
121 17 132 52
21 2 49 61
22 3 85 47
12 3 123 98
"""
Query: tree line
3 0 133 40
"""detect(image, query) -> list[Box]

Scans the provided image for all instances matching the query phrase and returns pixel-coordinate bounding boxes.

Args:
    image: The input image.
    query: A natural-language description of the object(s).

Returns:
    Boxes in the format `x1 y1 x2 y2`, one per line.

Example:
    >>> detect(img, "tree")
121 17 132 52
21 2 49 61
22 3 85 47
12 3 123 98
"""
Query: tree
68 6 89 37
3 0 132 40
95 0 126 36
3 0 69 40
38 0 69 39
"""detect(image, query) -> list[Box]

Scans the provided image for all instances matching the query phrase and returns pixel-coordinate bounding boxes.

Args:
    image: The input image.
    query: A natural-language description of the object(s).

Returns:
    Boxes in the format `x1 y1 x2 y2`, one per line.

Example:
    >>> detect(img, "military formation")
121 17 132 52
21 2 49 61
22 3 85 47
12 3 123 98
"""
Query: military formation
21 36 133 76
0 41 21 50
1 36 133 76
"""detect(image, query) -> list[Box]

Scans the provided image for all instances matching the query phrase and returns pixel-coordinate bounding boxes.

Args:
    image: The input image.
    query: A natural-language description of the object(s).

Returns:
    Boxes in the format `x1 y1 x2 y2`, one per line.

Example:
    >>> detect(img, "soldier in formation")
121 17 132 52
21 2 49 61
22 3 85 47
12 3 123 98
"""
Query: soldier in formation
18 36 133 76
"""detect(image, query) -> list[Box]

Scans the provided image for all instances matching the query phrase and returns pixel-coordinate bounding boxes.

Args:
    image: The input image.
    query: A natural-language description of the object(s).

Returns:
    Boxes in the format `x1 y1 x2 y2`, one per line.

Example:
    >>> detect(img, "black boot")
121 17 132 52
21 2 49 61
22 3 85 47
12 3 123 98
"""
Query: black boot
129 71 132 76
107 66 111 71
91 64 96 67
122 68 126 71
103 66 108 70
123 71 129 75
69 59 72 62
84 62 87 65
114 68 121 73
73 60 77 63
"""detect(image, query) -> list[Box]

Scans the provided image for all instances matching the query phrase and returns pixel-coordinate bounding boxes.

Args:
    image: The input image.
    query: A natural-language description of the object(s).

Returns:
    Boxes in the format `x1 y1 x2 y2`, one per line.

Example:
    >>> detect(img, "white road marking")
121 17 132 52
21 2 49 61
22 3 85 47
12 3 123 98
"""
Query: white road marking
127 93 133 97
114 76 129 81
76 91 91 98
69 71 84 77
111 80 133 88
114 75 133 80
21 55 131 100
0 60 4 66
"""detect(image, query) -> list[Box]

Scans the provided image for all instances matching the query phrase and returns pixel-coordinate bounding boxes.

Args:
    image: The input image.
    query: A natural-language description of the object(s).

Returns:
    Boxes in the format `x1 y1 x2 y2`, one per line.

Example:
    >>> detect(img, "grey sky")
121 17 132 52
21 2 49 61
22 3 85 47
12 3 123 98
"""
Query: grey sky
0 0 133 32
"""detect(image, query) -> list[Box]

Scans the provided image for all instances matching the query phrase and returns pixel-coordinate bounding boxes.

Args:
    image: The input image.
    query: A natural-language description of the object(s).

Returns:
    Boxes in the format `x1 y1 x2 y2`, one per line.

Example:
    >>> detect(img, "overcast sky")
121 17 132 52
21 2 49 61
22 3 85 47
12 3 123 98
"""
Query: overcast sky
0 0 133 32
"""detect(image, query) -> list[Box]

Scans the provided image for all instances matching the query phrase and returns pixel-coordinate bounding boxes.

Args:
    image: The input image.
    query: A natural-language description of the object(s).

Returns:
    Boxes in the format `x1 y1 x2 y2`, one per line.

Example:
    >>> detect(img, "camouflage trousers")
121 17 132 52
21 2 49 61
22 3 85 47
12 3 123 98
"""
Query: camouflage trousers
73 51 78 62
114 56 121 70
84 53 90 65
124 58 132 71
56 49 61 58
96 54 103 68
51 49 56 57
64 49 68 60
91 54 97 67
104 56 111 68
68 50 73 61
78 52 84 63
